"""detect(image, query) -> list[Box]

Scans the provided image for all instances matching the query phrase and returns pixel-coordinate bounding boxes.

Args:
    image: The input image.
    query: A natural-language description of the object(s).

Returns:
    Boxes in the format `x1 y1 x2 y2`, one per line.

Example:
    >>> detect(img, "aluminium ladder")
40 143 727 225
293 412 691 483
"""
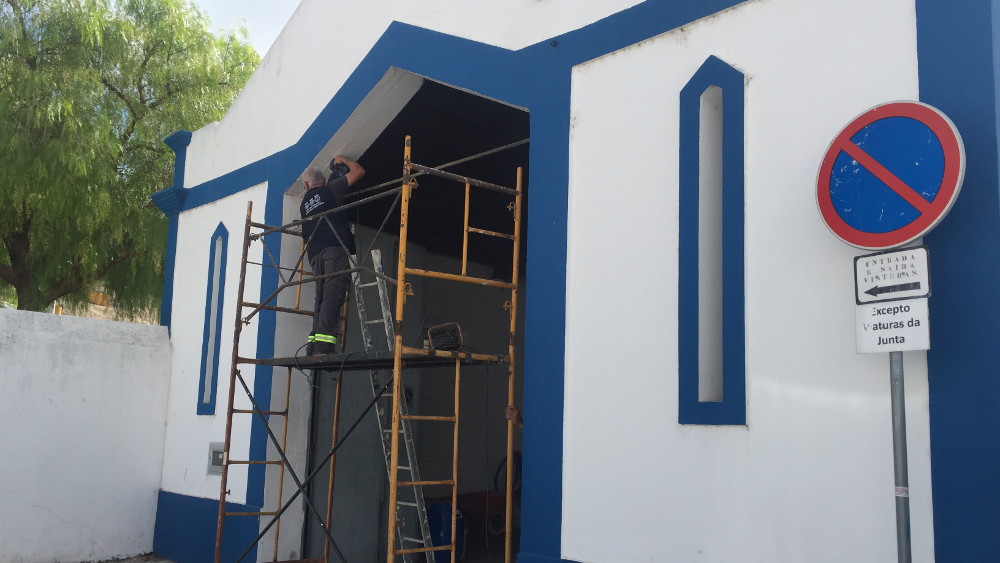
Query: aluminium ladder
350 249 435 563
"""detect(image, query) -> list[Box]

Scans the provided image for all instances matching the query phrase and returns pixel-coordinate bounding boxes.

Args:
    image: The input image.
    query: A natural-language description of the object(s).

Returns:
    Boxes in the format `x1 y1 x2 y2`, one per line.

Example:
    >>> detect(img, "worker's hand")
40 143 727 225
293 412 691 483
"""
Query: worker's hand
332 155 365 186
505 405 523 428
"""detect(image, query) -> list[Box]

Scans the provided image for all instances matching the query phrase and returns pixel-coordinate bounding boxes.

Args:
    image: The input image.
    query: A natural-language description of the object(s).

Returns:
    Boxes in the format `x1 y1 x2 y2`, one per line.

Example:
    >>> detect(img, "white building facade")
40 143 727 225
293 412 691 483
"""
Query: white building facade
150 0 1000 561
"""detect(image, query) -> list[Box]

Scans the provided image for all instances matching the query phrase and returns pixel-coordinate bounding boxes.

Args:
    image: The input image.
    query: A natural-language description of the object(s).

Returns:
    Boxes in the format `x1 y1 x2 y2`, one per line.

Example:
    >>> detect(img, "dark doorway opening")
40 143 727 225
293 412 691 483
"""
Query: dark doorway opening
302 71 529 562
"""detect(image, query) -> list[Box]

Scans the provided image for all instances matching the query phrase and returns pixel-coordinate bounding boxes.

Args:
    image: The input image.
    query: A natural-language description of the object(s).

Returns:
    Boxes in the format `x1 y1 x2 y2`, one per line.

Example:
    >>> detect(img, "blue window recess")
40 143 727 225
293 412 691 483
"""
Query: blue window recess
678 55 746 425
198 223 229 415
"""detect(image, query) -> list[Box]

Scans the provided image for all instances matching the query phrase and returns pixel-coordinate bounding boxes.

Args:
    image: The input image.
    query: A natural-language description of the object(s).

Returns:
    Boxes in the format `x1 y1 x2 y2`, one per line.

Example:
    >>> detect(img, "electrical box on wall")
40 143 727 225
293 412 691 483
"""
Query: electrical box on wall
208 442 224 475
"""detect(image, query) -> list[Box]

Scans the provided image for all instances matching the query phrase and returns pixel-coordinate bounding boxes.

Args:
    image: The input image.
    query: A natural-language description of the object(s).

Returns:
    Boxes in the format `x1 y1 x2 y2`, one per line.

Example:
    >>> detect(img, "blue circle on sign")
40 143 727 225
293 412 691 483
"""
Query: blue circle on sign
830 116 945 233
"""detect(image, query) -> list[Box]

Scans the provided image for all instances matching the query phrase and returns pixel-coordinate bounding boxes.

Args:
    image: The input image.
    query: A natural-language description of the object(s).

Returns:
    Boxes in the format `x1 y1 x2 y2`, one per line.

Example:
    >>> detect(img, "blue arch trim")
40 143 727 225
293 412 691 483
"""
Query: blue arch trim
197 222 228 416
678 56 746 425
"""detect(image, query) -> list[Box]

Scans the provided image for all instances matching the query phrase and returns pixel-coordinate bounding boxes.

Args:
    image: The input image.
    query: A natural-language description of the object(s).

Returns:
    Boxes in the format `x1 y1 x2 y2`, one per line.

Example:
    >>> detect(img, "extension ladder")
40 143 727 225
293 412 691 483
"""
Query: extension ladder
350 249 435 563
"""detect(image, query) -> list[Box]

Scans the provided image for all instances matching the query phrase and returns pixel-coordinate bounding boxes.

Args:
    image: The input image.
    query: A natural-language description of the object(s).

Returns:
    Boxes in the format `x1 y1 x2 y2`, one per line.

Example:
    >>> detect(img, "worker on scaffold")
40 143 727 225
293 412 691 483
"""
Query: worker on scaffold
300 155 365 355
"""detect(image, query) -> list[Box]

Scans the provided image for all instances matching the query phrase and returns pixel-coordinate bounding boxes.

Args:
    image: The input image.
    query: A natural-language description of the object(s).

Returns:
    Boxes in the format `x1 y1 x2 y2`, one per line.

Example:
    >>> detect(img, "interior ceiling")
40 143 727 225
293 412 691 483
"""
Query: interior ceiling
346 79 530 277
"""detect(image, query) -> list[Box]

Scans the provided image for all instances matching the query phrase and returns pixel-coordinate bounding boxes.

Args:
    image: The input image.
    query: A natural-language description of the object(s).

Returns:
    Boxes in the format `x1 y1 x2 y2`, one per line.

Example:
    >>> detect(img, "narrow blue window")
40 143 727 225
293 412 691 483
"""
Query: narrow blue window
198 223 228 415
678 56 746 425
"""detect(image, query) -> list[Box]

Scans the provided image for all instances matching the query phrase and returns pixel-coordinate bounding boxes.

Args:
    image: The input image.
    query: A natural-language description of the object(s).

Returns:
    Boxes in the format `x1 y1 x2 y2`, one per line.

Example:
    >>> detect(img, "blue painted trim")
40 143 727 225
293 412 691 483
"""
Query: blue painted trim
197 223 229 416
158 215 180 330
150 185 188 216
153 490 258 563
164 130 193 189
678 56 746 425
917 1 1000 560
154 130 192 332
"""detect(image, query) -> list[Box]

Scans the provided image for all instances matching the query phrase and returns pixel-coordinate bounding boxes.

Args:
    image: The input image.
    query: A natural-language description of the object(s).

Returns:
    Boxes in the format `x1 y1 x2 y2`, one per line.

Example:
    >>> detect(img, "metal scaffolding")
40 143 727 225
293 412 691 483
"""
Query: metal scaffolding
214 135 523 563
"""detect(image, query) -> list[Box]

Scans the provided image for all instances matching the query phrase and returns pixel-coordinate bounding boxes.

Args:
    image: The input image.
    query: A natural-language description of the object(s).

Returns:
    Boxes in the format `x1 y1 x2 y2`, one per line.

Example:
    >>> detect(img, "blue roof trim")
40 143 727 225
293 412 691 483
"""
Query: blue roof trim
917 0 1000 560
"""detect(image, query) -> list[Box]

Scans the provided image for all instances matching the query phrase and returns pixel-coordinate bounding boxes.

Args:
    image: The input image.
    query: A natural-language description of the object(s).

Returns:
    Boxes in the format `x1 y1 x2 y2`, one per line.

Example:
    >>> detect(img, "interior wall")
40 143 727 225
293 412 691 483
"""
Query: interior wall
563 0 932 561
417 253 520 498
0 309 170 563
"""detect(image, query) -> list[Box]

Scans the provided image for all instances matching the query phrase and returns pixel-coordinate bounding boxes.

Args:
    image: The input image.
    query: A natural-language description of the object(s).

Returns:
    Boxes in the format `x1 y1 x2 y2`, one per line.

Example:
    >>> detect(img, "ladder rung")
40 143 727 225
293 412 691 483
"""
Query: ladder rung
225 510 280 517
468 226 515 240
357 281 379 288
398 480 453 487
228 460 282 465
402 415 456 422
364 319 385 325
397 465 411 471
397 501 418 507
402 536 426 544
396 545 453 555
233 408 287 416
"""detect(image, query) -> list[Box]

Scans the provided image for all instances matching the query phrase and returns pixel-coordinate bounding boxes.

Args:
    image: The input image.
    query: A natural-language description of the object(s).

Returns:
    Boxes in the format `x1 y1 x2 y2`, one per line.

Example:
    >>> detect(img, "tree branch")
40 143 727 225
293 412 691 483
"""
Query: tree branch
100 76 139 116
43 247 137 304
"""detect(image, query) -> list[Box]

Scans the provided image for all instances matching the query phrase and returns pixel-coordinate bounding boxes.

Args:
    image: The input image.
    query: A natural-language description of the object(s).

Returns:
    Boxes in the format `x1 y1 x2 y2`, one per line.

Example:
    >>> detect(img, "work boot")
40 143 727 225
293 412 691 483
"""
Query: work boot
312 333 337 355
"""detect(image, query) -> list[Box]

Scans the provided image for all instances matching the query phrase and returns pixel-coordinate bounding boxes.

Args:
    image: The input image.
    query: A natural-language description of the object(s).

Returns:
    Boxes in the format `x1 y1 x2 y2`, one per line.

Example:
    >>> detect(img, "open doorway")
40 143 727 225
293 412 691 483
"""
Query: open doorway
286 69 529 561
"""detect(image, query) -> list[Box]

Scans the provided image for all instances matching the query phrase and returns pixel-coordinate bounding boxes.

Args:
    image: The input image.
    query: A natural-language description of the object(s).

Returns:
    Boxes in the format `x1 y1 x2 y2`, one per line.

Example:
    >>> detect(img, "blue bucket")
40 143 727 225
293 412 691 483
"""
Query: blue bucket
427 503 465 562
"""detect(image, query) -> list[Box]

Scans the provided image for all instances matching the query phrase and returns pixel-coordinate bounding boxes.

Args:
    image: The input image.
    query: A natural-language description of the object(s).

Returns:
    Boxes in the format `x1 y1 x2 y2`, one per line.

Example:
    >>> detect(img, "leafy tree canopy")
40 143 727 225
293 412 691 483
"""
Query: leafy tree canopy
0 0 258 315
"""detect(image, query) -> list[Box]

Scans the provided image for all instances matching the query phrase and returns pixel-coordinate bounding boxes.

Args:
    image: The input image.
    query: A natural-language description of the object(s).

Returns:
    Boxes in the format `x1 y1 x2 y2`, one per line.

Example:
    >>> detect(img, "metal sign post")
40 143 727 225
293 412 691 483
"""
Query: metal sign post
817 100 966 563
853 246 929 563
890 351 911 563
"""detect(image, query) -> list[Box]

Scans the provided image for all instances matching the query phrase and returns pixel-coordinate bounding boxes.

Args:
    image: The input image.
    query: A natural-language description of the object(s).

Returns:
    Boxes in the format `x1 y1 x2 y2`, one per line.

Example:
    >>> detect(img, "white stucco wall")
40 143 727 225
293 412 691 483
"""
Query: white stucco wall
159 186 266 505
0 310 170 562
183 0 642 188
564 0 933 561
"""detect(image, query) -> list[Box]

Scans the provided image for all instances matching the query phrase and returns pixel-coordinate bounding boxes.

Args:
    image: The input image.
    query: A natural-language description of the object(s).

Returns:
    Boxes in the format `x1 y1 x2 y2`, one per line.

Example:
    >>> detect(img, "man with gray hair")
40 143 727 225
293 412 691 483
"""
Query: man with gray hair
300 155 365 355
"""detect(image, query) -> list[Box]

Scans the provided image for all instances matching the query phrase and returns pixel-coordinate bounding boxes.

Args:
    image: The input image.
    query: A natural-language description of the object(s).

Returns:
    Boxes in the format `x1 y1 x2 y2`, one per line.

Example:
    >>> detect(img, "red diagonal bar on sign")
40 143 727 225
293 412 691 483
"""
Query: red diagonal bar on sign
837 140 933 214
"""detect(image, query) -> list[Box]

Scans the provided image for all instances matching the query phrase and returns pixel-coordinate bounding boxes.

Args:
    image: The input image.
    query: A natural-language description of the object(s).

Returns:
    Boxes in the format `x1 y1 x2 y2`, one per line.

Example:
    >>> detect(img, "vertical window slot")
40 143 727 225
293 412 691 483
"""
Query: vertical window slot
198 224 228 415
698 86 724 403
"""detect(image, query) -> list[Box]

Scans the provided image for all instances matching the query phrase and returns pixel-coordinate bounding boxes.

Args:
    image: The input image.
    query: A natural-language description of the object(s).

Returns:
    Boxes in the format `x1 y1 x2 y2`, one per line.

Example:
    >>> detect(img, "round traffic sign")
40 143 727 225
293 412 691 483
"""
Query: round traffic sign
816 101 965 250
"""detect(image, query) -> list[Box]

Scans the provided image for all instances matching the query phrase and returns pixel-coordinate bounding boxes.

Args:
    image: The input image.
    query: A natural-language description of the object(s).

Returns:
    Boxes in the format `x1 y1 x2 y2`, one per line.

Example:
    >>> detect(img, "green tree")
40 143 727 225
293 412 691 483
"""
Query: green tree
0 0 258 314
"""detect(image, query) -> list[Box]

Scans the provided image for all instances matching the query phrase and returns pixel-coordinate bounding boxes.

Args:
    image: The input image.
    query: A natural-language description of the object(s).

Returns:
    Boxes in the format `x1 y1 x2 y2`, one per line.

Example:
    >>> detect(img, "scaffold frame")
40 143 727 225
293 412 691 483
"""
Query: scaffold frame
214 135 523 563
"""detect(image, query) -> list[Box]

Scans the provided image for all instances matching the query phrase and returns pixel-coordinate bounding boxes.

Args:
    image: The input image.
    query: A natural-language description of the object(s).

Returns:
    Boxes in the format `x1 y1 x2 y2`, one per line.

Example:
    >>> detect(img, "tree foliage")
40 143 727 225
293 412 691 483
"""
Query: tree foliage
0 0 258 314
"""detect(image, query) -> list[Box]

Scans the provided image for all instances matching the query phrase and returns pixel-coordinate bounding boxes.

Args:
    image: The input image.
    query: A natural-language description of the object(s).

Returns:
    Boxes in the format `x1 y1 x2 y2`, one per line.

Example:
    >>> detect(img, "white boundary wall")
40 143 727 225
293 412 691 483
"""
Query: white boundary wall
0 309 170 562
564 0 934 561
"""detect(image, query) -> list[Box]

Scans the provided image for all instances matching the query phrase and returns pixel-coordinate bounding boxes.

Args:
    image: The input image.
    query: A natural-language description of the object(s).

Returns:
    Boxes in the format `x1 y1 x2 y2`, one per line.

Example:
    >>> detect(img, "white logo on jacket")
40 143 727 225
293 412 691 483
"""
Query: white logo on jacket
304 194 323 214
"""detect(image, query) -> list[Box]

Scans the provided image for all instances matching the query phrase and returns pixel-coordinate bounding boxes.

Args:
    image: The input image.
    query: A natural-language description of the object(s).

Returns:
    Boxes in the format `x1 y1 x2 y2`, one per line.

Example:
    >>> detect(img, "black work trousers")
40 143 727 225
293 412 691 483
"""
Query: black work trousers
309 246 351 342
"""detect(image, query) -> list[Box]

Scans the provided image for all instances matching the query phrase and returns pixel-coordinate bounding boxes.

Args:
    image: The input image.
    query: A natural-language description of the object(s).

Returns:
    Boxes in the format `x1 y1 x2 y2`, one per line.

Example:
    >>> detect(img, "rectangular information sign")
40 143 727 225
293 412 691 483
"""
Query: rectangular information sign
855 246 930 304
856 297 930 353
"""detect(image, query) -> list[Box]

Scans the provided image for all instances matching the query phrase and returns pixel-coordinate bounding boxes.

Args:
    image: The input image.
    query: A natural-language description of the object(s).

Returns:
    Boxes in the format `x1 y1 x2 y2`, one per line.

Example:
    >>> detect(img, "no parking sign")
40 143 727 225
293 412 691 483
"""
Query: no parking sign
816 101 965 250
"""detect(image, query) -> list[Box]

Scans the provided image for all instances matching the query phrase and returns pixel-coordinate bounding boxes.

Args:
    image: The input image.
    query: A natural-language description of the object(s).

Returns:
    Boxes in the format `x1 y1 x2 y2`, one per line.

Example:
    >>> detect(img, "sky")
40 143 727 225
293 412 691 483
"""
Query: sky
191 0 301 56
